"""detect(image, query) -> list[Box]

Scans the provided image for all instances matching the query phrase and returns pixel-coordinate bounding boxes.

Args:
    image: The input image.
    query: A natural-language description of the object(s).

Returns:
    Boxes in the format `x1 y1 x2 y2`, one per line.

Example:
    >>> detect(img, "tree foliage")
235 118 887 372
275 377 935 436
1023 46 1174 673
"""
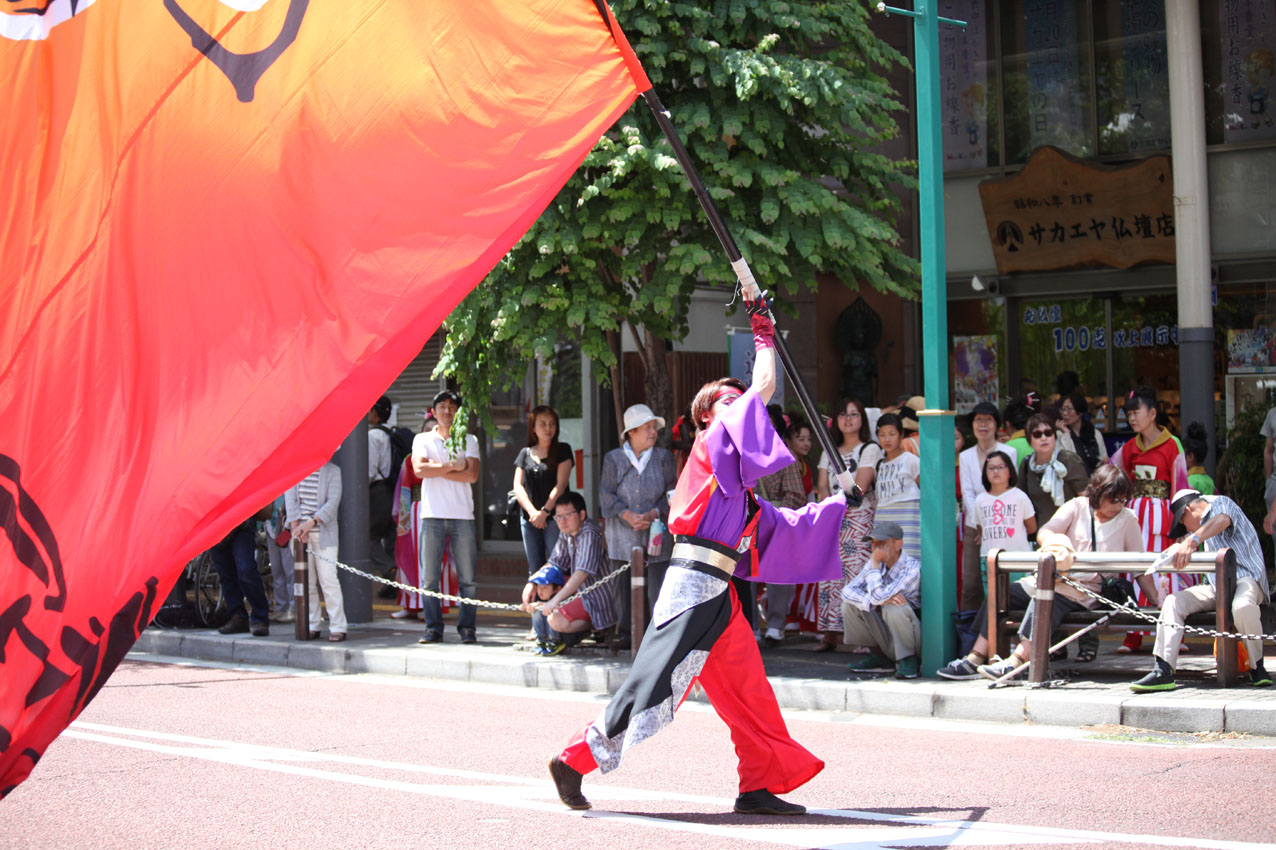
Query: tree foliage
438 0 920 427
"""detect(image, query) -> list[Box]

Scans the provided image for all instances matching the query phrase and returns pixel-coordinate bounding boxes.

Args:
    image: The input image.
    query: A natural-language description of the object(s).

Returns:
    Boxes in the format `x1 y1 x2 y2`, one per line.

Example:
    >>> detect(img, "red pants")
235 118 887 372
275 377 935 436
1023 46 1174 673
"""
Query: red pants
559 584 823 794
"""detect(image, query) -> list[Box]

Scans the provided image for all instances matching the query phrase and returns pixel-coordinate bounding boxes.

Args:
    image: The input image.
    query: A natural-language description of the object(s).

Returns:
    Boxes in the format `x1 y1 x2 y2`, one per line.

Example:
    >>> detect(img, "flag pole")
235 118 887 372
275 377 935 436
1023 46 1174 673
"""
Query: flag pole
639 89 849 477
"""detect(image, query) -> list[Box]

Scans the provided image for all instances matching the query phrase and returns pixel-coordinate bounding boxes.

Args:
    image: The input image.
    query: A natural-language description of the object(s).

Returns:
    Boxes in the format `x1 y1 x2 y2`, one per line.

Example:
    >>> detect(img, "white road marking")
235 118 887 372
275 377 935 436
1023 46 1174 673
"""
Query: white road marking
65 722 1276 850
121 654 1276 749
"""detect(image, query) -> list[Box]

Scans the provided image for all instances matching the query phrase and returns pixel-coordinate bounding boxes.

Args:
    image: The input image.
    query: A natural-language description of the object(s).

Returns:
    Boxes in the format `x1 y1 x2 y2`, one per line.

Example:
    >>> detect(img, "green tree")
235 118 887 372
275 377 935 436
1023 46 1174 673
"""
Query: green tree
438 0 919 431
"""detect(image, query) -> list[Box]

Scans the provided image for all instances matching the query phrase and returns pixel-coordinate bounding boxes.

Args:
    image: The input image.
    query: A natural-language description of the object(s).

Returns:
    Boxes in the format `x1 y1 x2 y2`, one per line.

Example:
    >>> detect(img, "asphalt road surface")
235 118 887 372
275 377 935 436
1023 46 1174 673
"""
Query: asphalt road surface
3 657 1275 850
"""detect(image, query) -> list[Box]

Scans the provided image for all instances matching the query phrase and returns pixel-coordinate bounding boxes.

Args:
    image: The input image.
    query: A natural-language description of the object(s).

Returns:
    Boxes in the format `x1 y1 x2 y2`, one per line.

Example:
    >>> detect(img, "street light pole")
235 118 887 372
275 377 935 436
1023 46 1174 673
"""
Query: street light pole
877 1 964 674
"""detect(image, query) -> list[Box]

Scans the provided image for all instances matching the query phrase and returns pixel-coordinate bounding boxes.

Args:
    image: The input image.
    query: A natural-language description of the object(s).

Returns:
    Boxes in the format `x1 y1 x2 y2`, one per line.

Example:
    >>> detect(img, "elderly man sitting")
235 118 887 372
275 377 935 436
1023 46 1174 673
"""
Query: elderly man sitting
842 521 922 679
1131 489 1272 692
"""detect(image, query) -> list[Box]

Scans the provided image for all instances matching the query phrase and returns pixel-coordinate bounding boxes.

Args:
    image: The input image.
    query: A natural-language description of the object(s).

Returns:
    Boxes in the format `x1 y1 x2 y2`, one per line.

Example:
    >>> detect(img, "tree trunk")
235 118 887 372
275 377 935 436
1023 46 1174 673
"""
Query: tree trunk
630 323 674 445
605 328 625 444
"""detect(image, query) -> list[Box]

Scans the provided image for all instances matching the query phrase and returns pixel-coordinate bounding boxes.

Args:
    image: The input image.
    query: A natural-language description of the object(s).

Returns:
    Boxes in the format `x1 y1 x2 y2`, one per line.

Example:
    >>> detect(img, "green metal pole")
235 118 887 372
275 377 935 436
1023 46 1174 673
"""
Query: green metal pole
910 0 958 675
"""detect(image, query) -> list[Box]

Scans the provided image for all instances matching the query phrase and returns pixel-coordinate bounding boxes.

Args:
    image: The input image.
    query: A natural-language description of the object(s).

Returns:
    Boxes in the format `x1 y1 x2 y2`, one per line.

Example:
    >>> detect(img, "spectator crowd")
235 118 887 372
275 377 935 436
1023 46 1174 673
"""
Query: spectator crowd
195 376 1273 693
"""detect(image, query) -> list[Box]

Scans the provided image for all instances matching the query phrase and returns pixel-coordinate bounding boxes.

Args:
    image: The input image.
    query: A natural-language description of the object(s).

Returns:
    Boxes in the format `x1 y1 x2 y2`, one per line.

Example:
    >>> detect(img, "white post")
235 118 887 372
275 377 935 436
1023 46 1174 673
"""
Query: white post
1166 0 1215 468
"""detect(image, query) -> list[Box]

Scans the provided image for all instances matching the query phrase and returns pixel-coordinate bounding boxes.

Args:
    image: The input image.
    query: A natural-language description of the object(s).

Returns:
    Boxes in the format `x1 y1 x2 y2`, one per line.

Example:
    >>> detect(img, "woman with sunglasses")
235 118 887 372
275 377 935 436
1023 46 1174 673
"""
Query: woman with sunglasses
1018 413 1088 532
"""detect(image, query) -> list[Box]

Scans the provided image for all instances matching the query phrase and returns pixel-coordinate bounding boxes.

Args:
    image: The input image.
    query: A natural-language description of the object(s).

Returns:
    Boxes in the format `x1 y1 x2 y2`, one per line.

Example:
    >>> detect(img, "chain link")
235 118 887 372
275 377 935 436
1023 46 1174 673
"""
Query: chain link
306 546 630 614
1053 574 1276 642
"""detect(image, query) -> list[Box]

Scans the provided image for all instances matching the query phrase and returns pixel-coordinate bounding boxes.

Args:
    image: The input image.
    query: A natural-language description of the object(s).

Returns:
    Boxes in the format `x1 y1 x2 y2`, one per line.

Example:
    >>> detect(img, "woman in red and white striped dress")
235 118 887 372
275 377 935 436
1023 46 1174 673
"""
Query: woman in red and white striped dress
1109 387 1191 653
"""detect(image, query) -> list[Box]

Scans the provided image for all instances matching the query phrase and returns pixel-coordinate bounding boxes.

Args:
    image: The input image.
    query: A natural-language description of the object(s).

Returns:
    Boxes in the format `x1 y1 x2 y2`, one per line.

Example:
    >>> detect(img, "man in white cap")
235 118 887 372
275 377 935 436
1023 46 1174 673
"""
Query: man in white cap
841 520 922 679
1130 489 1271 692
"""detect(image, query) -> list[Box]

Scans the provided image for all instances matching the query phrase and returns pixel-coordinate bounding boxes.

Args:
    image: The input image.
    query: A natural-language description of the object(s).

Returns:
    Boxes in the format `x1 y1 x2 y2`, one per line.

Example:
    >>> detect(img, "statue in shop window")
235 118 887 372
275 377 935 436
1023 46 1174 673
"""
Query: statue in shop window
835 298 882 406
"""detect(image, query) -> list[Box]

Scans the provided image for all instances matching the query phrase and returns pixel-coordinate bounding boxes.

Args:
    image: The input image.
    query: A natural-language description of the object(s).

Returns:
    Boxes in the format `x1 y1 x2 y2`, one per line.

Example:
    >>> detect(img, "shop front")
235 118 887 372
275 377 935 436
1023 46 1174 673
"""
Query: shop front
933 0 1276 450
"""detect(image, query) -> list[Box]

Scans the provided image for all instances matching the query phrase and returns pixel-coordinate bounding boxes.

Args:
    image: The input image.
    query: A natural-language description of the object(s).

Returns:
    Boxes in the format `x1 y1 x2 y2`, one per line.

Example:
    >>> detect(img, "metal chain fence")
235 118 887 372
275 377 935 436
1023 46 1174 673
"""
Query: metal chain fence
1055 573 1276 642
307 546 629 613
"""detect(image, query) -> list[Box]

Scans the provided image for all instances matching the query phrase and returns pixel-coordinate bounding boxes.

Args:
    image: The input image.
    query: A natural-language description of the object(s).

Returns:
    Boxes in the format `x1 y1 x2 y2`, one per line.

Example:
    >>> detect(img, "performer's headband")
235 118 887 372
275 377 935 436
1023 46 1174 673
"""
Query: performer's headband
712 389 742 406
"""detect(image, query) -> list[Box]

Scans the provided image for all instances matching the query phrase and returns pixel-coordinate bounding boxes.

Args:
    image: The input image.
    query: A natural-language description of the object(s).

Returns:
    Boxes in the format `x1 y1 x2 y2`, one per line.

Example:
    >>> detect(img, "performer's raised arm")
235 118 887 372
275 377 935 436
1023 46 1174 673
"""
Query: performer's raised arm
746 295 776 404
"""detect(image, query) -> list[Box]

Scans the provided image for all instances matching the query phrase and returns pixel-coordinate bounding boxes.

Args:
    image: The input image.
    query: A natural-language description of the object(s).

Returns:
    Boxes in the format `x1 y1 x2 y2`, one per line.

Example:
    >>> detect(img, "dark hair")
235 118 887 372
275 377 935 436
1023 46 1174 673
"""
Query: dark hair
556 490 587 515
1182 421 1208 465
1025 413 1056 438
1062 391 1088 418
1003 395 1039 431
828 397 872 448
784 417 812 441
691 377 747 431
432 389 463 409
372 395 392 423
766 403 787 435
1123 384 1158 414
876 412 903 435
1054 370 1080 397
1085 464 1133 510
969 401 1002 427
981 450 1017 490
526 405 561 465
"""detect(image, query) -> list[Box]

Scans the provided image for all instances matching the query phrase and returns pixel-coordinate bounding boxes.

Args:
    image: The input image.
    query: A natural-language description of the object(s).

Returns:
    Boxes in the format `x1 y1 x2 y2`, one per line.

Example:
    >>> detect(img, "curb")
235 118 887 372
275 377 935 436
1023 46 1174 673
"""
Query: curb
129 628 1276 736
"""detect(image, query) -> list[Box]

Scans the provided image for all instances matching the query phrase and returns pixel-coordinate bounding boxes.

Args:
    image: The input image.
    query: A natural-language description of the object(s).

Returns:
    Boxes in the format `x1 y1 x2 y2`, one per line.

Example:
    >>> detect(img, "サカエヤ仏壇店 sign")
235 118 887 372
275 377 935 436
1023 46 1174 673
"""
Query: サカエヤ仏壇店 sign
978 146 1175 274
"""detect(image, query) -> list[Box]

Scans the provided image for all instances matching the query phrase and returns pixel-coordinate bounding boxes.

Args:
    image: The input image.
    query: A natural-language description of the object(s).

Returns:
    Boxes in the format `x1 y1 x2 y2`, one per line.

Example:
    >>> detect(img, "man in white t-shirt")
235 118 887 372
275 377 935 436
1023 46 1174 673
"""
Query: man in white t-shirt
412 390 481 644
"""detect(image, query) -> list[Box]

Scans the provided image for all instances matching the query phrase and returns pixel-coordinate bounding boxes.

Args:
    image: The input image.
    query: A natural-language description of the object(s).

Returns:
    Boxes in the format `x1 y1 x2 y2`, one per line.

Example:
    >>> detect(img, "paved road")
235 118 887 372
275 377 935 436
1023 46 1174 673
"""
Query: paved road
3 658 1275 850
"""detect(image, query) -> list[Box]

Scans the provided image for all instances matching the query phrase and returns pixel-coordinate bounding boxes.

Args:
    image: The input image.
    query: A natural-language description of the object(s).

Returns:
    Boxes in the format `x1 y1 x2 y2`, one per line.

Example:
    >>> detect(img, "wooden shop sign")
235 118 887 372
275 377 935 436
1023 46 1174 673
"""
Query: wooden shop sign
978 146 1175 275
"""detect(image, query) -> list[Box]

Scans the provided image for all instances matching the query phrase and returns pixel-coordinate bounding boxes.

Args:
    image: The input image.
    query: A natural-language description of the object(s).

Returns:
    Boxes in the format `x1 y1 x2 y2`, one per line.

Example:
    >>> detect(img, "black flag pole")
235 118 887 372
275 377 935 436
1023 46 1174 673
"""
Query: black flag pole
639 89 853 482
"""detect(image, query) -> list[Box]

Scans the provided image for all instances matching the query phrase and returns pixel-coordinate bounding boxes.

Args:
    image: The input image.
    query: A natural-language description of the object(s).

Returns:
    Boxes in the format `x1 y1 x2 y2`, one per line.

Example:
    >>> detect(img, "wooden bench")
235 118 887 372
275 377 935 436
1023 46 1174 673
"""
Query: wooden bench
986 549 1240 686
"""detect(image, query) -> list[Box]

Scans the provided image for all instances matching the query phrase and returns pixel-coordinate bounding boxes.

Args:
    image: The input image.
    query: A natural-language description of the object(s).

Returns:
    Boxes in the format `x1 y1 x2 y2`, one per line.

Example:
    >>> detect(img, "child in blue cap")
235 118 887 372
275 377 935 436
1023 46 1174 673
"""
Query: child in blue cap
521 565 567 655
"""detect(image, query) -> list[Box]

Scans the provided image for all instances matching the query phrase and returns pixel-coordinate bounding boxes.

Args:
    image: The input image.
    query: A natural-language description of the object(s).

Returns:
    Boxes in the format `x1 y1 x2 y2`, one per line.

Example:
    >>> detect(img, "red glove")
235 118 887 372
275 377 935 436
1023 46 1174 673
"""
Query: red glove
747 295 774 350
751 312 774 350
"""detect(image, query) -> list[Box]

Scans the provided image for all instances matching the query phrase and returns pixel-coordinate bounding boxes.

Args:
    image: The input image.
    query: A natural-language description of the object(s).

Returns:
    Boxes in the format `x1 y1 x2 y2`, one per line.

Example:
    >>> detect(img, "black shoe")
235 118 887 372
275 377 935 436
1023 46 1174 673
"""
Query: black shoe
1130 657 1176 693
1251 661 1273 687
418 631 443 644
218 613 249 635
733 789 805 816
458 627 477 644
250 620 269 637
548 758 590 810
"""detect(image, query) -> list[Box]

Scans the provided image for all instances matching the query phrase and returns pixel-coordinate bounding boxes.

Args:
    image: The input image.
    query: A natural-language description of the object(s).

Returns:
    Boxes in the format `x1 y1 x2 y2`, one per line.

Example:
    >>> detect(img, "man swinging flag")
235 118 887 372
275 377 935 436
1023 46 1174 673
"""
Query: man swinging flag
0 0 649 795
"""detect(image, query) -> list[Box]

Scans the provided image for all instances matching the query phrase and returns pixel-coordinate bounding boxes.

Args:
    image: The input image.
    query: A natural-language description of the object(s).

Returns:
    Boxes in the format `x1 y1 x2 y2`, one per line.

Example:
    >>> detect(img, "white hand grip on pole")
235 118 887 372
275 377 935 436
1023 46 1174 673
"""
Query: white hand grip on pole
731 257 761 301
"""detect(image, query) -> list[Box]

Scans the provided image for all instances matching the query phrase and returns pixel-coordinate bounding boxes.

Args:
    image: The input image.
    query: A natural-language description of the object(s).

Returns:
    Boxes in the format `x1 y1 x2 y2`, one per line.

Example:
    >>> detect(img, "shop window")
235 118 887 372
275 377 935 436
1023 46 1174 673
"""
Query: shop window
1016 297 1112 426
1109 292 1180 432
1201 0 1276 146
1094 0 1171 156
1217 280 1276 430
1002 0 1095 164
950 298 1006 413
940 0 1000 172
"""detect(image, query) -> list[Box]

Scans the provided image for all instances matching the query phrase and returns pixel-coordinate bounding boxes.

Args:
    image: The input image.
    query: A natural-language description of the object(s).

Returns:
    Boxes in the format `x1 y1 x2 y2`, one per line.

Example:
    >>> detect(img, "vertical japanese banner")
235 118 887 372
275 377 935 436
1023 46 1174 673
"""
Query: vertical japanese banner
1120 0 1171 152
940 0 988 171
727 328 785 409
1023 0 1086 153
952 335 999 414
1221 0 1276 143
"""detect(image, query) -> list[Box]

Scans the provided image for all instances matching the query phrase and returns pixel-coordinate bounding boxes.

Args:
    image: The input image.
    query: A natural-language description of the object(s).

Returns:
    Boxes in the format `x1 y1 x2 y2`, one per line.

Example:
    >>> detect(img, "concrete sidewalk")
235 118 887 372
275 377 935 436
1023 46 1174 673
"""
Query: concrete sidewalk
128 616 1276 737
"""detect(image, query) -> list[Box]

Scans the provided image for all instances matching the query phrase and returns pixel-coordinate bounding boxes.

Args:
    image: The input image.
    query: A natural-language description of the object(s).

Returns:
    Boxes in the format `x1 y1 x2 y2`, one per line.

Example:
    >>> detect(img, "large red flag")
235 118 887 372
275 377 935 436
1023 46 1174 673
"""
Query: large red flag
0 0 650 795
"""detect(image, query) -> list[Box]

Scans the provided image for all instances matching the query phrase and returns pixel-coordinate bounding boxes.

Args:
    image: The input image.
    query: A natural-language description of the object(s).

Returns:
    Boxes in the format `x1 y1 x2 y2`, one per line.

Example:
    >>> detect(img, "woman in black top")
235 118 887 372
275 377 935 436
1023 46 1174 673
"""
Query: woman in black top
1055 391 1108 475
513 405 574 574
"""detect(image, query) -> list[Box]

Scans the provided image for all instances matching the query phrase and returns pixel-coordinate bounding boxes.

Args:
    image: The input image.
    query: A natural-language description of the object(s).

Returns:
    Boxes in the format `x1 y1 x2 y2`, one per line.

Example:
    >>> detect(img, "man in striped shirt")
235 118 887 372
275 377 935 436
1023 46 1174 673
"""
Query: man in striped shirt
1131 489 1272 692
537 490 617 657
841 520 922 679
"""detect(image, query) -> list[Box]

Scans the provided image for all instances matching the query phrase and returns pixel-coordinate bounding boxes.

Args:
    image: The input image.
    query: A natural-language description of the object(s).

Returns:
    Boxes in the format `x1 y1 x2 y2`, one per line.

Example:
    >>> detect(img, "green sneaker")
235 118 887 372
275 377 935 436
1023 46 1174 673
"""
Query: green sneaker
539 641 566 657
847 653 894 673
894 655 920 679
1251 661 1273 687
1130 667 1176 693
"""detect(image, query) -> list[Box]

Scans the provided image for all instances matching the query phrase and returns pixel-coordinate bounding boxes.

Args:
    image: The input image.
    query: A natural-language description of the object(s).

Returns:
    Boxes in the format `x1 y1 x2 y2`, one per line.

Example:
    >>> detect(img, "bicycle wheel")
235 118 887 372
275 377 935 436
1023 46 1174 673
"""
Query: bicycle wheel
192 552 226 627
